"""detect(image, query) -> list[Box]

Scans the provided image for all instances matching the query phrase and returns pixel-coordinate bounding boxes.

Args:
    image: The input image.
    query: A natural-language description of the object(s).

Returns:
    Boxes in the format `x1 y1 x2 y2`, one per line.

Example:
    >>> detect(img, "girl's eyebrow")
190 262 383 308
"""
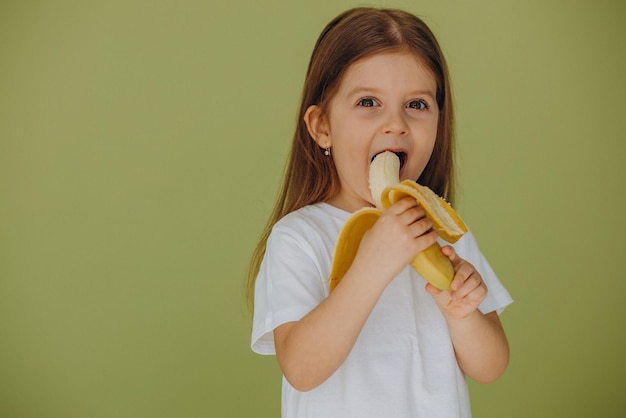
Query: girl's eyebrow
407 89 436 99
343 86 383 98
345 86 436 99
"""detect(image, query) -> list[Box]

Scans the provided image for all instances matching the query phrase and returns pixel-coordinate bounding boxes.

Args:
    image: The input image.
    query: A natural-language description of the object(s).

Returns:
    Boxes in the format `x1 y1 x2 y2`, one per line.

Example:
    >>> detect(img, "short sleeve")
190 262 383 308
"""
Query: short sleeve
452 230 513 315
251 224 328 355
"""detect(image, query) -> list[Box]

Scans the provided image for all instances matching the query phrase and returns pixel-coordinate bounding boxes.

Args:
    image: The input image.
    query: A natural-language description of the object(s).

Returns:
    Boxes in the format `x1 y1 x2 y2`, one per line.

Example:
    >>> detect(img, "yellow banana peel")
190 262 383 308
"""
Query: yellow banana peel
329 152 467 292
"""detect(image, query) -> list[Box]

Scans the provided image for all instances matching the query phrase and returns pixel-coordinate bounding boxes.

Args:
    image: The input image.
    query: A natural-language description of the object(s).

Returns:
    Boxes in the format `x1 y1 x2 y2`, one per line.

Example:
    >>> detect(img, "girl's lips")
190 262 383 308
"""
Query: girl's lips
371 150 408 172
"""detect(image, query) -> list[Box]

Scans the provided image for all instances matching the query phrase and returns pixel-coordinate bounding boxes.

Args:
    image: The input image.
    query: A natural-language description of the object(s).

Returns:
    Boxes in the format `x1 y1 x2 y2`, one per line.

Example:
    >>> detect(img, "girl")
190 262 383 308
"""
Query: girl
247 7 512 417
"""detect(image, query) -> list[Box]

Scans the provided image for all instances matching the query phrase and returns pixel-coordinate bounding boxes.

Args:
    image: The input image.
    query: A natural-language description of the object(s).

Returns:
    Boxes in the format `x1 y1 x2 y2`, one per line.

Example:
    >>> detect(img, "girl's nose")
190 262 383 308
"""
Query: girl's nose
382 110 409 136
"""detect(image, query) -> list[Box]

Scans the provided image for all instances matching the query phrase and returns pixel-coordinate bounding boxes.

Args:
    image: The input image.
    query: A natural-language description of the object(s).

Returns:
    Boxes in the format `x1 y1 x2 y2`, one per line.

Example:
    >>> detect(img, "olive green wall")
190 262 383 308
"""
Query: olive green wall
1 0 624 417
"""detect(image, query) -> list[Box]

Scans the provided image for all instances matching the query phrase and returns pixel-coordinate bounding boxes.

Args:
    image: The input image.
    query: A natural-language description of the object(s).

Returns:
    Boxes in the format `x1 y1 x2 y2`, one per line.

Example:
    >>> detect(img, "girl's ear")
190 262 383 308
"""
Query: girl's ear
304 105 331 149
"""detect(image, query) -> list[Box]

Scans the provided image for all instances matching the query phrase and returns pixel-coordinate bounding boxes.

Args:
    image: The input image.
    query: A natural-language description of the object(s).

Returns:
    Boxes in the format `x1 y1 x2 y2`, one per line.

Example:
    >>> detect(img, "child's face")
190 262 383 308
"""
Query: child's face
307 51 439 212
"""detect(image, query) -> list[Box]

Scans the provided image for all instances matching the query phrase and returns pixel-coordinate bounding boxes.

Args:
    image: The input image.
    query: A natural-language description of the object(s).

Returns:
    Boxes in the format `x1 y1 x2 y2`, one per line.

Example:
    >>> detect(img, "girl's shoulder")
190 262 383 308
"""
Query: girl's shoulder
263 203 350 279
274 202 351 235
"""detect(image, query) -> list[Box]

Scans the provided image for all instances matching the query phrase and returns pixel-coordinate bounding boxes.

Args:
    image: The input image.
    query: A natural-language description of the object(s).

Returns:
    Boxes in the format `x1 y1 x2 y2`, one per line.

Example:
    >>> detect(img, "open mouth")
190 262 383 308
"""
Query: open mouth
371 150 407 171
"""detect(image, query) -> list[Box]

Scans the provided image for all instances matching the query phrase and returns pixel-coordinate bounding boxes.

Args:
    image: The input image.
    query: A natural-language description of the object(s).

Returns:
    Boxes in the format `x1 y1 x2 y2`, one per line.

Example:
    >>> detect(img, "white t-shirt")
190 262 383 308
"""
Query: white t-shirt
252 202 513 418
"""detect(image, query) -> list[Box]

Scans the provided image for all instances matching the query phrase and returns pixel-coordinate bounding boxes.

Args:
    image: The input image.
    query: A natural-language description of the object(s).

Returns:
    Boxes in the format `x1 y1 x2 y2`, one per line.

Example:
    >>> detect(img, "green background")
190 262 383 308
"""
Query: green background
1 0 624 416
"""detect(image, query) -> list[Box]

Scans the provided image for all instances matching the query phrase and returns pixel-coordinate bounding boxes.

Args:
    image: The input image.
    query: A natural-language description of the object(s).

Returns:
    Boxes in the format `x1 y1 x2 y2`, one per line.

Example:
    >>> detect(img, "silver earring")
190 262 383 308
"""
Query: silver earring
324 148 331 156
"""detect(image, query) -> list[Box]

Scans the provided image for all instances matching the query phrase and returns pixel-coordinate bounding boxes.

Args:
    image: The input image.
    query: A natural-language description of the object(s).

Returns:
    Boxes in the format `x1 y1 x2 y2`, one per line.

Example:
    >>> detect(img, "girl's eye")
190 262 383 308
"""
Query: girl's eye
357 97 379 107
407 99 428 110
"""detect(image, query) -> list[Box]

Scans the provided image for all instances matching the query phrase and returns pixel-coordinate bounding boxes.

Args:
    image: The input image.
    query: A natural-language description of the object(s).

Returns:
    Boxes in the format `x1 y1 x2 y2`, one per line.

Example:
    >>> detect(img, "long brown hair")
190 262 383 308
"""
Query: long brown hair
245 7 456 312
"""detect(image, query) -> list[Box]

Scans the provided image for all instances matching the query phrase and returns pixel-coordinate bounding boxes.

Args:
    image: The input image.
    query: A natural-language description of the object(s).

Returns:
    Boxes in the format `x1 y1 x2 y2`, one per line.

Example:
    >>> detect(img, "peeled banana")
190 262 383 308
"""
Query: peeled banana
328 151 467 292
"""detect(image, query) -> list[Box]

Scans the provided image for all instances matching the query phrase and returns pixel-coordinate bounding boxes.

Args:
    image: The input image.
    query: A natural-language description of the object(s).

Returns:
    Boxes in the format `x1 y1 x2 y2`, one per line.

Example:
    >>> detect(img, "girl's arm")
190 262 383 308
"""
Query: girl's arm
426 245 510 383
274 197 437 392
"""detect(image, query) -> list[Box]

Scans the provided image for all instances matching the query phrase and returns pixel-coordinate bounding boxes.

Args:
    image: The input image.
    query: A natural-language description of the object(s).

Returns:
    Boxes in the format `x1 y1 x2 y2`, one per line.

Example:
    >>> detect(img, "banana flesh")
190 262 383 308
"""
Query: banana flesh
369 150 400 209
329 152 467 292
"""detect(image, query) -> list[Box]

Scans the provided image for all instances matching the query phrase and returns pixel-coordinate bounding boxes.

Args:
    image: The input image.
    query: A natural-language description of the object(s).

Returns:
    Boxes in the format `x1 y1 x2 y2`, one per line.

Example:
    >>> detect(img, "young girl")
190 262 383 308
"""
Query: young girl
247 7 512 417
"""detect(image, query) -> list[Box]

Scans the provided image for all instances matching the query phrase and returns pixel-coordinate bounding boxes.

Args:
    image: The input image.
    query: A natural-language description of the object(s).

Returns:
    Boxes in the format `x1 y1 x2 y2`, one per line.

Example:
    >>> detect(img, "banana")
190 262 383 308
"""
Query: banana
328 151 467 292
369 150 400 209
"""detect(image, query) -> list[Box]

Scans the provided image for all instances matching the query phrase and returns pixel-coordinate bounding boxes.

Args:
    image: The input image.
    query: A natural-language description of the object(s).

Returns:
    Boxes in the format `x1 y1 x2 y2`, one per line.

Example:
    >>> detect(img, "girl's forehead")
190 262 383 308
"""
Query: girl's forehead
354 49 428 66
337 51 437 92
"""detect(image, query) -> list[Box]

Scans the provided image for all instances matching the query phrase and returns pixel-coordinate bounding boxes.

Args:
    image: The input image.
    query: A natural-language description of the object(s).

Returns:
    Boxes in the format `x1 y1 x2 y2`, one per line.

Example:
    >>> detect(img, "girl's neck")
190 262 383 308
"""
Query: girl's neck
326 194 375 214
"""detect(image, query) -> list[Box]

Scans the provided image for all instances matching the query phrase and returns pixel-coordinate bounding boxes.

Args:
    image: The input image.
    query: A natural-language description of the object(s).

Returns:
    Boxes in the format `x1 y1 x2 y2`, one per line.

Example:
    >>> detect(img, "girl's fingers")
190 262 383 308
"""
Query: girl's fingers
450 262 474 291
407 216 433 237
388 198 428 220
441 245 461 268
385 196 418 214
452 269 486 302
383 198 432 237
425 282 443 296
426 249 489 313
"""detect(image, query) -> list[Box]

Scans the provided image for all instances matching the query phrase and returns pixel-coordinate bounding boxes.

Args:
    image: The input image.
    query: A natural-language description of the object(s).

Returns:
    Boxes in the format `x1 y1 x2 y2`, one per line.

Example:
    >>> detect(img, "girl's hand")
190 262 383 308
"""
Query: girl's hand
352 197 438 287
425 245 488 319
